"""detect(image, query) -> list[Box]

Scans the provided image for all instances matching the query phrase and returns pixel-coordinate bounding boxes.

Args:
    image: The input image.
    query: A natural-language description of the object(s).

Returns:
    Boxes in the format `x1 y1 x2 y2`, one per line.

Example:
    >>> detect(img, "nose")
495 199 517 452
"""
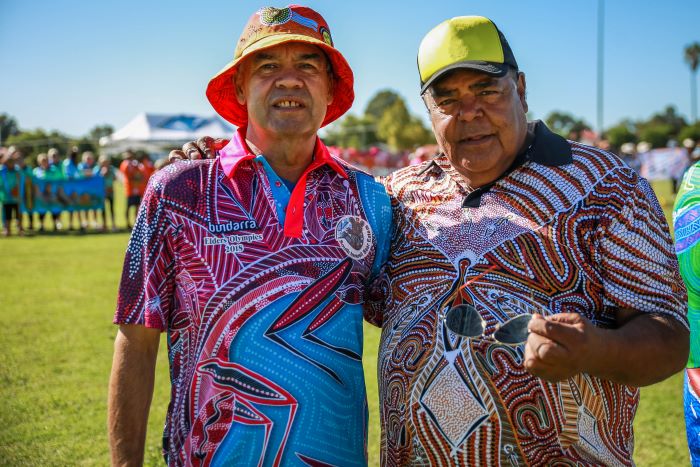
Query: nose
457 95 483 121
275 68 304 90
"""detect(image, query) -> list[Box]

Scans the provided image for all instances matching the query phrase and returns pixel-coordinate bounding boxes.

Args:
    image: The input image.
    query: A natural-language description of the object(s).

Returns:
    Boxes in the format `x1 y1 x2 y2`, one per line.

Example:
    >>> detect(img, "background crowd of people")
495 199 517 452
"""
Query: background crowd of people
0 146 169 236
2 137 700 237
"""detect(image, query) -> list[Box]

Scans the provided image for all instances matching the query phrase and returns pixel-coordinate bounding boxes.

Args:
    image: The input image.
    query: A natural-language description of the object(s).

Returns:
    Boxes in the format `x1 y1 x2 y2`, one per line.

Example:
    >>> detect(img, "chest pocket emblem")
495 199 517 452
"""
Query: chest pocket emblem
335 215 373 260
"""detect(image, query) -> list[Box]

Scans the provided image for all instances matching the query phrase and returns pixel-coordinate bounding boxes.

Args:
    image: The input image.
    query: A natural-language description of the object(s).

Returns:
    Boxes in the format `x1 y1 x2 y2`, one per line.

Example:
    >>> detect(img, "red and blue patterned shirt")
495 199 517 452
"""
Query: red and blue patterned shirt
115 129 391 466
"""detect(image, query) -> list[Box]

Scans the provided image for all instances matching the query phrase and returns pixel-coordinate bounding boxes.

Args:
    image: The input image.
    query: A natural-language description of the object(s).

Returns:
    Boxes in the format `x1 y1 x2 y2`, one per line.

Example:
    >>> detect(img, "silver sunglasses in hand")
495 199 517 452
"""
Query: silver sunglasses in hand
444 304 532 345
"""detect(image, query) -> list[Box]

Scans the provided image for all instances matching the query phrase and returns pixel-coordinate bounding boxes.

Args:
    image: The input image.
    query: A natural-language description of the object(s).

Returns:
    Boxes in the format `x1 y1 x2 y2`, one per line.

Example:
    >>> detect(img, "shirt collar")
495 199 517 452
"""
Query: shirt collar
525 120 573 166
219 127 348 180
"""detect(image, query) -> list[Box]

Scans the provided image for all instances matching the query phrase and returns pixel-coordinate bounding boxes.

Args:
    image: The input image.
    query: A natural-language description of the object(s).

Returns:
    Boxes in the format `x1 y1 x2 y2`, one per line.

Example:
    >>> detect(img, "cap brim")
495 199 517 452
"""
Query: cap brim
420 61 509 95
206 33 354 128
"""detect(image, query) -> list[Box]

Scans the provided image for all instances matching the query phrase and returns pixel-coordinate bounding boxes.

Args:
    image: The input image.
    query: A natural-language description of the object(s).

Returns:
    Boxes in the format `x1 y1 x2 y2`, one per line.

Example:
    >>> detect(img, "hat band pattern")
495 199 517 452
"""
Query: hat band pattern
257 7 319 32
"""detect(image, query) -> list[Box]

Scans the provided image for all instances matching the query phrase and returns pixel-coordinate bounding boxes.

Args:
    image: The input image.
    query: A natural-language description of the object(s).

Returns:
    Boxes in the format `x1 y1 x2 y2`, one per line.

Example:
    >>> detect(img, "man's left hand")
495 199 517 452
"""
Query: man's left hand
523 313 602 383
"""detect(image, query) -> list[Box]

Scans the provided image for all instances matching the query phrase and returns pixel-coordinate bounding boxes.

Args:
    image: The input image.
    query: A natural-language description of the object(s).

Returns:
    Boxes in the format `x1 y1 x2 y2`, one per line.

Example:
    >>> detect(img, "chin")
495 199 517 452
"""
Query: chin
272 118 320 135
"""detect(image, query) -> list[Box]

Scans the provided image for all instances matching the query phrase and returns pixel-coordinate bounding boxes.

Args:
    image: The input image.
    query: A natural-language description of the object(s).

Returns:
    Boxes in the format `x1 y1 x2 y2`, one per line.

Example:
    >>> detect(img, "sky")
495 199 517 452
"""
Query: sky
1 0 699 138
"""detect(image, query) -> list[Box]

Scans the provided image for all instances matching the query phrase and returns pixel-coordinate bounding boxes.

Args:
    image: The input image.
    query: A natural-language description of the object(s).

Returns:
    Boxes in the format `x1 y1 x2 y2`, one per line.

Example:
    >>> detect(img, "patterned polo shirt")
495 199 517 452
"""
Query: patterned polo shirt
114 129 391 466
367 121 687 466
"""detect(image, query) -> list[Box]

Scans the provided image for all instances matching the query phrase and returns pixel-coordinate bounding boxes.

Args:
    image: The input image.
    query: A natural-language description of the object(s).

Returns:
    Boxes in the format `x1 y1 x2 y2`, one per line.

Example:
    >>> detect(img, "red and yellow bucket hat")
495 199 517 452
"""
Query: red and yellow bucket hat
206 5 354 128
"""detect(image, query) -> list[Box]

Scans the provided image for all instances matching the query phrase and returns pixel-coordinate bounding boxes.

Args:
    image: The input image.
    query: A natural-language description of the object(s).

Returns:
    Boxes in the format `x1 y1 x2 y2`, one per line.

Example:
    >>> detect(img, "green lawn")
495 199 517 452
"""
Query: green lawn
0 179 690 466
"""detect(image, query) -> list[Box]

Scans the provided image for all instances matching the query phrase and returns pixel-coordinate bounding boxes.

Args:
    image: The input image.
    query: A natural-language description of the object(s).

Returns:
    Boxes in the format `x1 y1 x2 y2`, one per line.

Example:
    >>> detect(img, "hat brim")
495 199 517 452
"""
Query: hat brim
420 61 510 95
206 33 354 128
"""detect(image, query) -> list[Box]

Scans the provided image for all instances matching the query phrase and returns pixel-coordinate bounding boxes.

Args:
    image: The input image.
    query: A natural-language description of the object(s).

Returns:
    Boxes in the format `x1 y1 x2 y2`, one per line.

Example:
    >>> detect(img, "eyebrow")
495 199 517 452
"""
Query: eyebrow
470 78 498 89
252 52 323 62
252 52 275 62
299 53 323 61
430 77 499 97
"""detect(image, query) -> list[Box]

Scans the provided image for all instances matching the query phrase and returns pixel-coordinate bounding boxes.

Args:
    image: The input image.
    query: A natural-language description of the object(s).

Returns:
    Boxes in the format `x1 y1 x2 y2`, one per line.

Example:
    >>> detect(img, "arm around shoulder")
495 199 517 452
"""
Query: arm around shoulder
108 324 161 466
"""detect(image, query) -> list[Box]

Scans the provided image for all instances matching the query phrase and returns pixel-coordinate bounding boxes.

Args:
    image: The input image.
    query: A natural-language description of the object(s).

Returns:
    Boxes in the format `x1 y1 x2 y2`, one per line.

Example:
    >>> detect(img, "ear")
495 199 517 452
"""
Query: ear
326 74 335 106
234 72 246 106
516 72 528 113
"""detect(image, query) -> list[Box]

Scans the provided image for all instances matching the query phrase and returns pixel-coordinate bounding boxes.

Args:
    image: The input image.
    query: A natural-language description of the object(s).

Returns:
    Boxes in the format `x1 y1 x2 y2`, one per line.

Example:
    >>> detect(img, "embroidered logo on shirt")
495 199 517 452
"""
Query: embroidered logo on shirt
204 233 263 254
335 215 373 260
207 219 258 233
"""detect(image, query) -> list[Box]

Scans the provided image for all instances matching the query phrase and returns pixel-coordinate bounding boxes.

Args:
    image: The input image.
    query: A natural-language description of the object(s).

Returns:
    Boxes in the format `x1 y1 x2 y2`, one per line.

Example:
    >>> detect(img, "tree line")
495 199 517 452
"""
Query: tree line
0 113 113 164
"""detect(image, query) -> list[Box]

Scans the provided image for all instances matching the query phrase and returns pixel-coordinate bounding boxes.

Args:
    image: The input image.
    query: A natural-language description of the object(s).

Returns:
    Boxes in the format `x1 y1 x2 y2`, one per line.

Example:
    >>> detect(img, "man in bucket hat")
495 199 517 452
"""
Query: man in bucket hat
108 5 390 466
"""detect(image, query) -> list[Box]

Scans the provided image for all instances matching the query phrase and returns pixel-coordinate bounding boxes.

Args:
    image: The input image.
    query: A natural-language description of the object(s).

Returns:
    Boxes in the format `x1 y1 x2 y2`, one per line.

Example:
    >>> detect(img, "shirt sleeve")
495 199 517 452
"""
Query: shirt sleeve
361 174 394 327
595 172 688 327
114 174 176 330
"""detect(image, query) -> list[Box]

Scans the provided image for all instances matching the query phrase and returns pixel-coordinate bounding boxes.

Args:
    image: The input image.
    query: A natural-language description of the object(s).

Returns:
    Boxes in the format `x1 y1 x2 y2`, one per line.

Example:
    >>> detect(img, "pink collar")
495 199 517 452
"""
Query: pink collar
219 128 348 180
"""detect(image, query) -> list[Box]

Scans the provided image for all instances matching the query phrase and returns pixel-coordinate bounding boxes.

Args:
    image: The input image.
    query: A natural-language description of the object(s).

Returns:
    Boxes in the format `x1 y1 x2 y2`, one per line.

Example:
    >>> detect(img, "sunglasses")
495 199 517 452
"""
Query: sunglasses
444 304 532 345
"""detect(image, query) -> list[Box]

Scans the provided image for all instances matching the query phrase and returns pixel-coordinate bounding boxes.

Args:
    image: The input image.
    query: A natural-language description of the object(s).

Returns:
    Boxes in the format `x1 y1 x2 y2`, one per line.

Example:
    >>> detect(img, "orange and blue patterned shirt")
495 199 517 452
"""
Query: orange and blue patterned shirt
367 121 687 466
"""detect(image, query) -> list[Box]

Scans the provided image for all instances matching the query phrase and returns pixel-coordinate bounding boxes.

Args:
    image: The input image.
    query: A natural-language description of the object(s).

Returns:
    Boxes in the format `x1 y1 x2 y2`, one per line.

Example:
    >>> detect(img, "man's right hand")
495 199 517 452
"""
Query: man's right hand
108 324 160 466
168 136 229 162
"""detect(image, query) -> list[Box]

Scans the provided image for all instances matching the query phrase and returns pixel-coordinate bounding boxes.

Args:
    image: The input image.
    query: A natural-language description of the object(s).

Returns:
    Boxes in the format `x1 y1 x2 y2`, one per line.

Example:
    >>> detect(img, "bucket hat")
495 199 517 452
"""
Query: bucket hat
206 5 354 128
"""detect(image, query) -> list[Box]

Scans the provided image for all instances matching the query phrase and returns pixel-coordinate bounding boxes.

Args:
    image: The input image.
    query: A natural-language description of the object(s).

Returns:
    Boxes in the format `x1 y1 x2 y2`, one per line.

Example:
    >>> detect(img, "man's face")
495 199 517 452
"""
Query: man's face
235 42 333 139
424 69 528 185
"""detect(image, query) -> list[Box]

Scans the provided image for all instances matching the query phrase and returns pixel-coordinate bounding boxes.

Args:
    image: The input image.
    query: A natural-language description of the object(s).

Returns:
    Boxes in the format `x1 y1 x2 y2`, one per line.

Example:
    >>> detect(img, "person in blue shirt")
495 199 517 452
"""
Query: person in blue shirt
95 155 117 231
0 151 25 236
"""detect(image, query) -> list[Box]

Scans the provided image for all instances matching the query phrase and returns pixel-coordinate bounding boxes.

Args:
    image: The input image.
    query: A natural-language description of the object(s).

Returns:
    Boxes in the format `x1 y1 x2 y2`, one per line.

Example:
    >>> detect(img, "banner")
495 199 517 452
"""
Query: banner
638 148 689 181
26 177 105 214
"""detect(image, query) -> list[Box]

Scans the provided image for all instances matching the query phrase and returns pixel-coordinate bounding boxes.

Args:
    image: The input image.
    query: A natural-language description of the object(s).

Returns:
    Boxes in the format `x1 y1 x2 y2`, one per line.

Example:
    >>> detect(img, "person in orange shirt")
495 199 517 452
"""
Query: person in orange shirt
119 150 143 229
137 152 155 194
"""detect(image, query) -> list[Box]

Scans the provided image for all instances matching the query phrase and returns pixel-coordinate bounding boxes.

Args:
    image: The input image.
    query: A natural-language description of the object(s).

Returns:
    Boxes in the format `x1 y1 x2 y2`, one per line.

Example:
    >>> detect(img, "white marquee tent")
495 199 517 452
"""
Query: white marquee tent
101 113 235 156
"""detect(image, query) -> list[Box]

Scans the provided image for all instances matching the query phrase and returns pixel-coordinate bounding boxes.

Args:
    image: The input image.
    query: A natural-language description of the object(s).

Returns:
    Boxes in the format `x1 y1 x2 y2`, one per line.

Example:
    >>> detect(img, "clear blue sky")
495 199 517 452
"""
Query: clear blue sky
1 0 699 137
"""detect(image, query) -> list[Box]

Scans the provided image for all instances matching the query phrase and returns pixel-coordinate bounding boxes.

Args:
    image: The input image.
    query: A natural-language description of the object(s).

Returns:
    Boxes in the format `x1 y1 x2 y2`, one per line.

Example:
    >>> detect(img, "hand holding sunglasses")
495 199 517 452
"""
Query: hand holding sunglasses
523 312 603 383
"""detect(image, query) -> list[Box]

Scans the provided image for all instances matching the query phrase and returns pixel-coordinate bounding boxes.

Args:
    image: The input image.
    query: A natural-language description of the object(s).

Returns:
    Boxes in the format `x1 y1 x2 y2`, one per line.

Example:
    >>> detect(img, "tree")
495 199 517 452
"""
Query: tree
679 122 700 143
685 42 700 122
88 124 114 143
638 124 674 149
5 129 72 163
647 105 687 134
324 89 433 151
0 113 20 145
604 120 637 149
635 105 687 147
365 90 401 121
323 114 378 149
544 111 591 140
376 99 434 151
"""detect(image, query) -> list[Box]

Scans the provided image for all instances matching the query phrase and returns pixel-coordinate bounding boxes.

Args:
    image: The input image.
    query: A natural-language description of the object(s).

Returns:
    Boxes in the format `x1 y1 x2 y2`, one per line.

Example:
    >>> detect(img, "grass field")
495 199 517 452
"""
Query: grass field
0 180 690 466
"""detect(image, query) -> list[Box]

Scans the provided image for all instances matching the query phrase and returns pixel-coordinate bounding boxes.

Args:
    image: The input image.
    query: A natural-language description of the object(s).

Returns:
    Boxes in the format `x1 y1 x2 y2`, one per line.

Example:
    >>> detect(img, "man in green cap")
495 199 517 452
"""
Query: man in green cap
364 15 689 465
175 13 689 466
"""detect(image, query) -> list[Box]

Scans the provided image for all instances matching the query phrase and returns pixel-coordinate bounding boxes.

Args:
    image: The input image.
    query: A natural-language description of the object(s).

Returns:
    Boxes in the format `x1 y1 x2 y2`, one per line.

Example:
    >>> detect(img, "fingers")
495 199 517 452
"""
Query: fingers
196 137 230 159
183 142 205 160
196 137 215 159
523 333 573 382
171 137 231 162
168 150 187 163
525 332 568 362
527 313 586 348
212 138 230 151
523 313 597 382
